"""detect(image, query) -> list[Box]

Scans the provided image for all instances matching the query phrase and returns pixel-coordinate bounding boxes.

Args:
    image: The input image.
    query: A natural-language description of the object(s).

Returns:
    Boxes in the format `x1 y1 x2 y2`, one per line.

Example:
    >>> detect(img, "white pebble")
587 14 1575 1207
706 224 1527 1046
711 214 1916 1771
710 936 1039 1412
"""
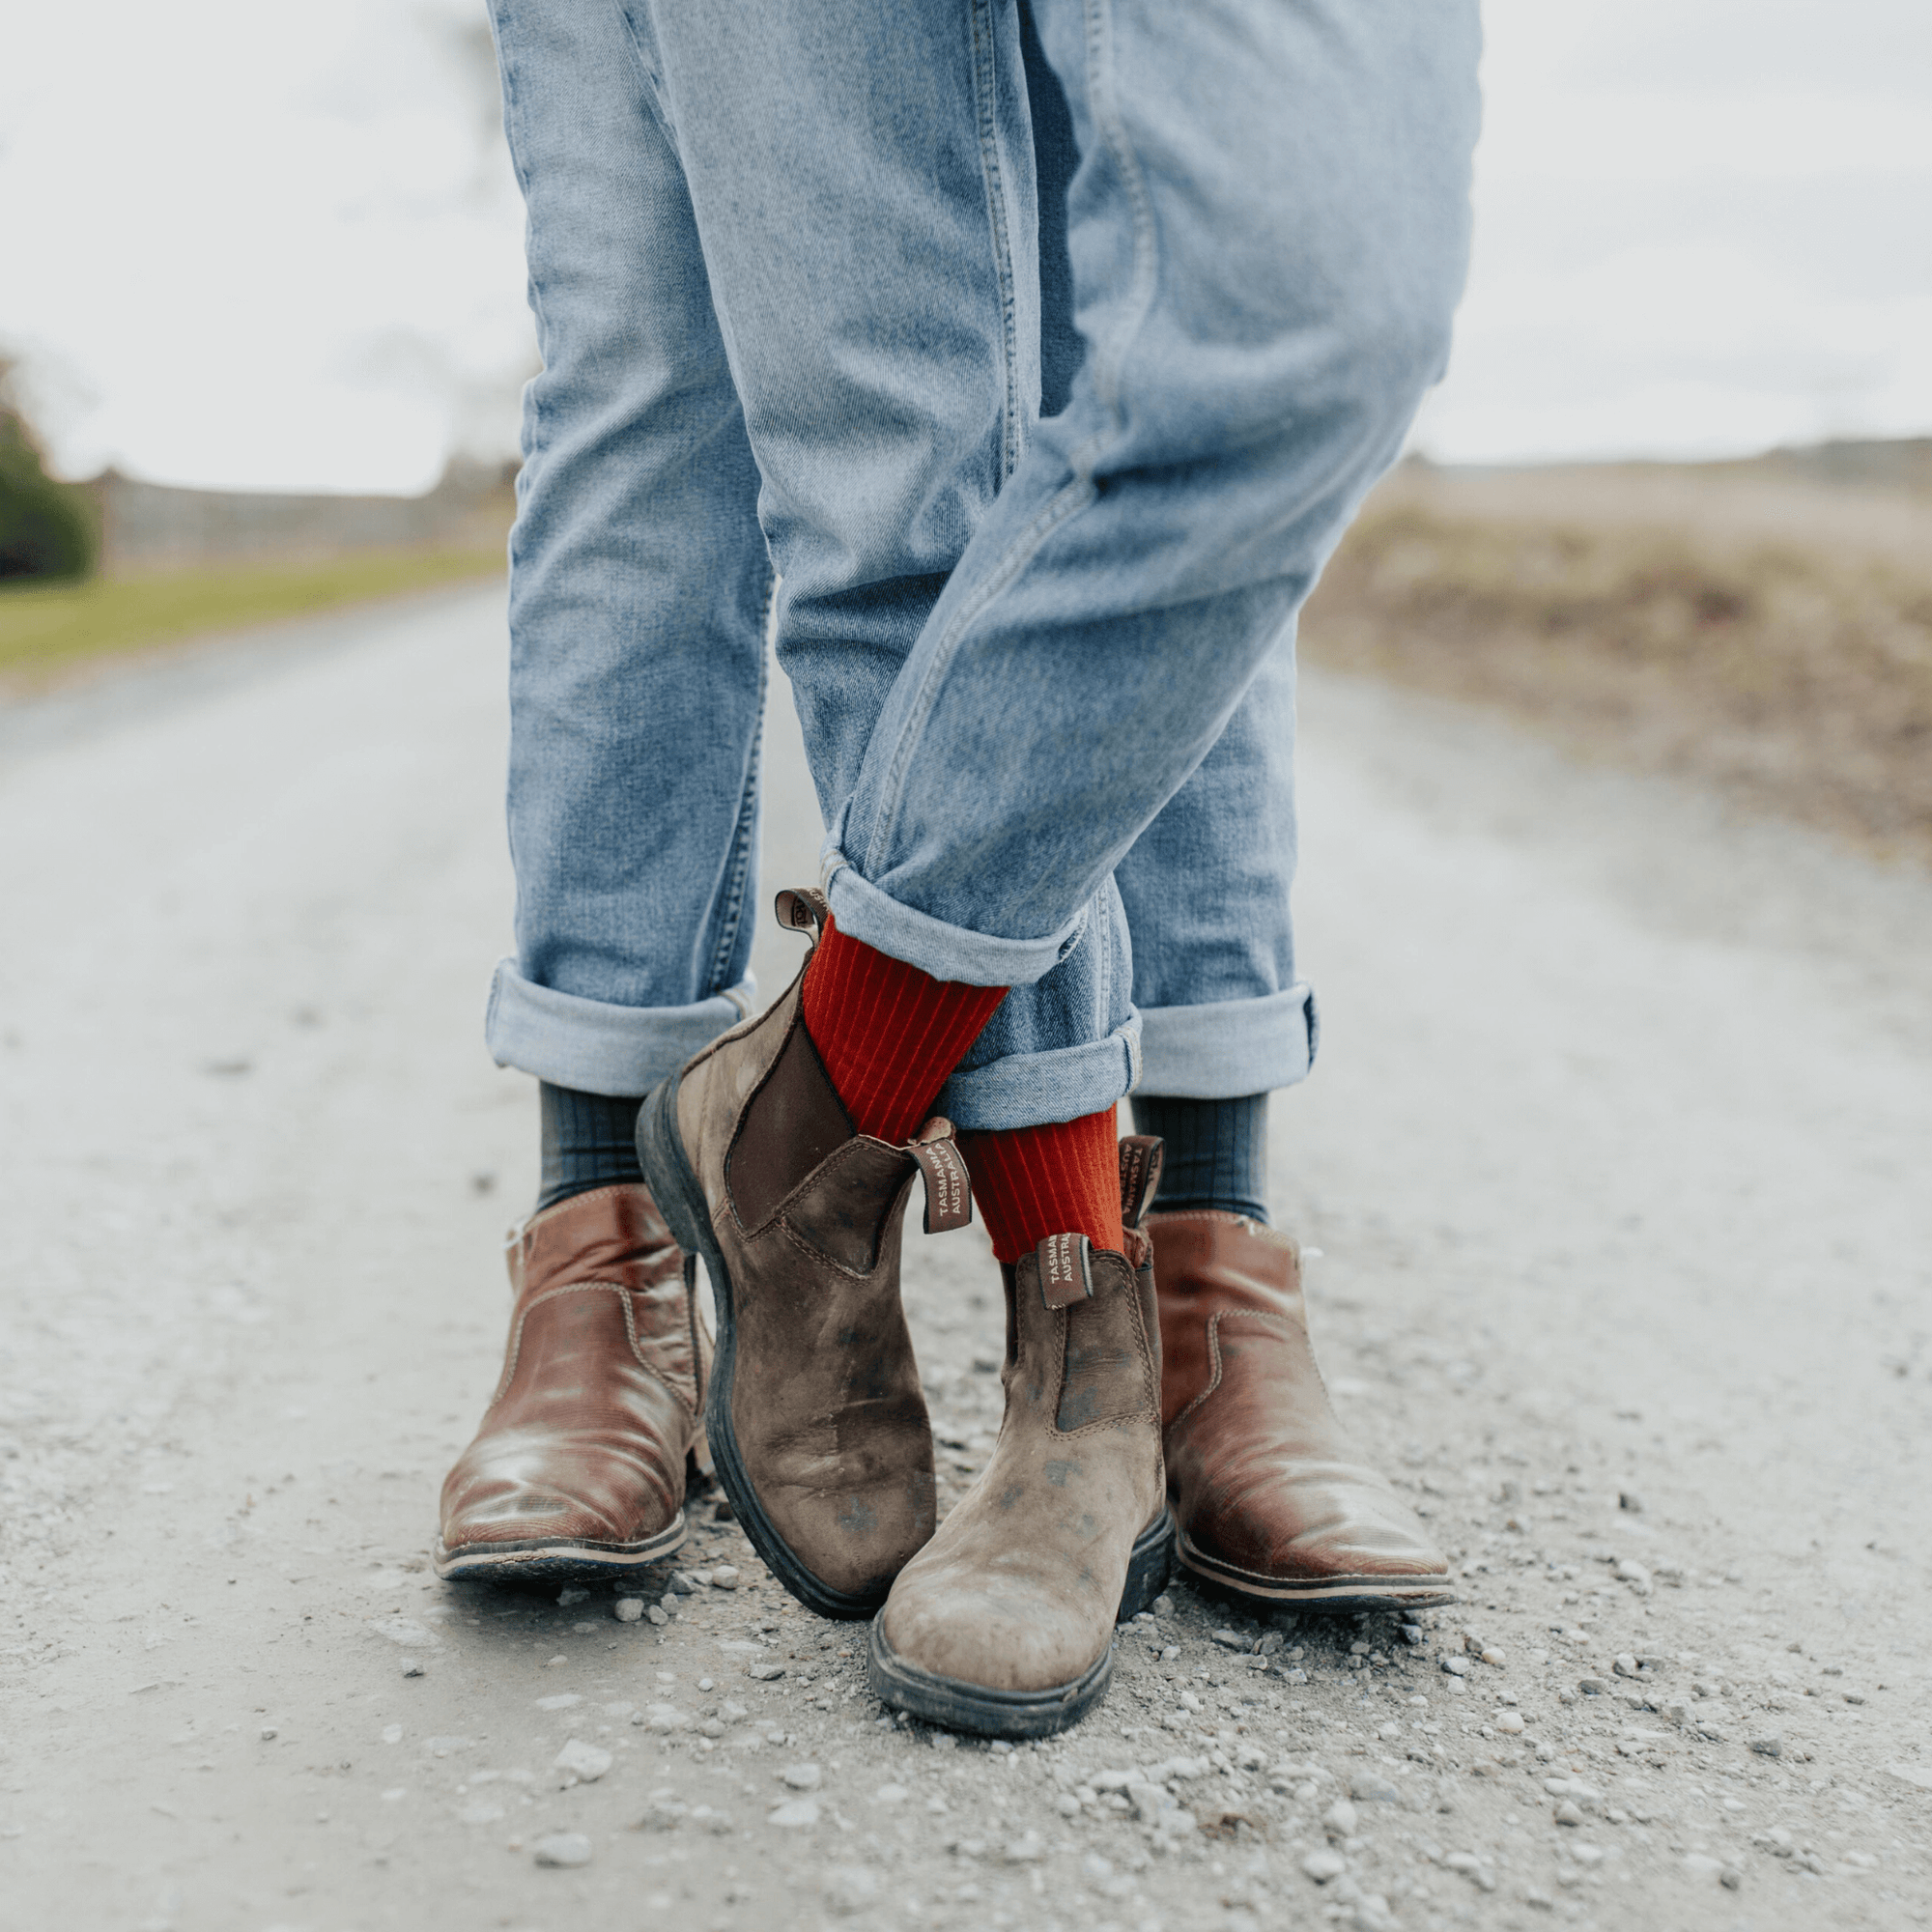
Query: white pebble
532 1832 592 1867
553 1739 612 1782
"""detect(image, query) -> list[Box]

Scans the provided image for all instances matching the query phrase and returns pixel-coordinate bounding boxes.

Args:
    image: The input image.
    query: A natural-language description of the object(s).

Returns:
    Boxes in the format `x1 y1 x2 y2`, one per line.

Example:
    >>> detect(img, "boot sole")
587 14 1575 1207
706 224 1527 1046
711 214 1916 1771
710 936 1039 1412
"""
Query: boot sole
636 1069 890 1623
433 1513 688 1585
1177 1527 1459 1613
863 1506 1176 1739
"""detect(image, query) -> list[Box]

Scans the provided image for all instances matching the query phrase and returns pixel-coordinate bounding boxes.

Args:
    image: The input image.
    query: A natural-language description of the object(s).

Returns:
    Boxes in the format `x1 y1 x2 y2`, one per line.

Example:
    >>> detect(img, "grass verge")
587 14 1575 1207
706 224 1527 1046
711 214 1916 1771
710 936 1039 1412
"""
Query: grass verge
1302 467 1932 865
0 545 506 687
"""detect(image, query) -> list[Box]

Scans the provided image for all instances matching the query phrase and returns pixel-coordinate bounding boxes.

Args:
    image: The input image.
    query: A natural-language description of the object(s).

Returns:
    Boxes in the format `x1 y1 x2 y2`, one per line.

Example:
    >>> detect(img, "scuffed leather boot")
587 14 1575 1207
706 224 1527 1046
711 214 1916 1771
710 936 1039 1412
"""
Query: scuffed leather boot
1151 1211 1455 1611
867 1142 1174 1738
635 889 972 1619
437 1182 709 1583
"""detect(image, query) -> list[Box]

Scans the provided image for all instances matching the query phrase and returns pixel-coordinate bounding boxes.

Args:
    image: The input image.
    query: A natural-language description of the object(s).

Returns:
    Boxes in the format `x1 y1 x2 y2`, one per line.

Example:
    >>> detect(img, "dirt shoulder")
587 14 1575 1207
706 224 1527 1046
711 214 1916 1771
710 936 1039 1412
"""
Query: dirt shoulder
1301 461 1932 867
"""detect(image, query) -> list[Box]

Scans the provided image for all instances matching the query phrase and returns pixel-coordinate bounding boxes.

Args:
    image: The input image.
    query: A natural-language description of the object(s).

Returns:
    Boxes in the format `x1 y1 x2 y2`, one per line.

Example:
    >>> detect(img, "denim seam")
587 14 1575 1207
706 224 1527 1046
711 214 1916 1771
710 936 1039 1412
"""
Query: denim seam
490 9 548 564
968 0 1022 483
702 607 769 999
858 471 1095 882
1072 0 1160 470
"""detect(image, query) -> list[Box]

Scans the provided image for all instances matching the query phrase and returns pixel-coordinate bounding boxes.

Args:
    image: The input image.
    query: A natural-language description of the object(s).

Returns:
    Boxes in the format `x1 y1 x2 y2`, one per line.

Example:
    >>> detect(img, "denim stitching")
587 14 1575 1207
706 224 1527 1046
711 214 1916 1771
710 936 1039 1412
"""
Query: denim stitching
703 590 771 999
968 0 1022 482
1072 0 1159 469
489 7 548 575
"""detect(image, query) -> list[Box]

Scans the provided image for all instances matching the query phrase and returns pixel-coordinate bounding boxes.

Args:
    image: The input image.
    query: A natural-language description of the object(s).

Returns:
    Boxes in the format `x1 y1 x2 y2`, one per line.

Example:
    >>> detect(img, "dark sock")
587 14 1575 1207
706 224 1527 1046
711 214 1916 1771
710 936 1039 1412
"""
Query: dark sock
537 1082 644 1213
1129 1093 1271 1224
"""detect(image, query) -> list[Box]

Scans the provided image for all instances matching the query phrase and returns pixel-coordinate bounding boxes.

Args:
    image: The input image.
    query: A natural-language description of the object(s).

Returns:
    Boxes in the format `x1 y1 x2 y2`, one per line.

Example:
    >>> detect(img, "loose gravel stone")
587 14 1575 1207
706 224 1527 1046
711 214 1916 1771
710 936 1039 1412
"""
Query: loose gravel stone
532 1832 593 1868
612 1599 644 1623
769 1799 820 1830
1349 1771 1400 1804
1302 1850 1347 1883
822 1866 879 1915
781 1763 822 1790
553 1739 611 1782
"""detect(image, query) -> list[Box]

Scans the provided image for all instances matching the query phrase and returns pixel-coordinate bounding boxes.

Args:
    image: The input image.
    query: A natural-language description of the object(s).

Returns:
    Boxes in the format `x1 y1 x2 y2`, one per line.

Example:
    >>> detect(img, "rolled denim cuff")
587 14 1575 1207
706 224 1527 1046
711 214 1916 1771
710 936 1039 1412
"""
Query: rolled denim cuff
1134 984 1317 1098
485 959 754 1097
822 848 1088 988
937 1012 1143 1131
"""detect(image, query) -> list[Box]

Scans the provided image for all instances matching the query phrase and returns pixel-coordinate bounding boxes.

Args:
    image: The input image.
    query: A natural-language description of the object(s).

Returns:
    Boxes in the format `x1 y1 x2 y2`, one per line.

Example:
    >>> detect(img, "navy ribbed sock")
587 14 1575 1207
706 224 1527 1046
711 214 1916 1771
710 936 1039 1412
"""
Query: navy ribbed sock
1129 1093 1270 1224
537 1082 644 1213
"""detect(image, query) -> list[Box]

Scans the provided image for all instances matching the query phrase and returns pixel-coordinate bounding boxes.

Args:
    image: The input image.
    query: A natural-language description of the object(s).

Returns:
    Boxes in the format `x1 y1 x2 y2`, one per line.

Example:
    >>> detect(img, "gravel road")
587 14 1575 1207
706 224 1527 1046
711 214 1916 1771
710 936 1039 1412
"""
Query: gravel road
3 586 1930 1932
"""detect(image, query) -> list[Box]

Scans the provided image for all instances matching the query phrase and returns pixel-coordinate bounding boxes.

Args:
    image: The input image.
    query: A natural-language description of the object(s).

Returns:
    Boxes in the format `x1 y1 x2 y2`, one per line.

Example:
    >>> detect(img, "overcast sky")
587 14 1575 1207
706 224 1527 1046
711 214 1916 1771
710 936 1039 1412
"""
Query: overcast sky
3 0 1928 492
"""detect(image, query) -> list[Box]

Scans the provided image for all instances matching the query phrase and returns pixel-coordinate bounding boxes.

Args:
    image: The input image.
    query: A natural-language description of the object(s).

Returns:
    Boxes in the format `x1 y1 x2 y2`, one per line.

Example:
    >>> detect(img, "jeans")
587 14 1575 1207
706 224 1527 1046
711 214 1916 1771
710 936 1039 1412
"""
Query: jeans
483 0 1480 1127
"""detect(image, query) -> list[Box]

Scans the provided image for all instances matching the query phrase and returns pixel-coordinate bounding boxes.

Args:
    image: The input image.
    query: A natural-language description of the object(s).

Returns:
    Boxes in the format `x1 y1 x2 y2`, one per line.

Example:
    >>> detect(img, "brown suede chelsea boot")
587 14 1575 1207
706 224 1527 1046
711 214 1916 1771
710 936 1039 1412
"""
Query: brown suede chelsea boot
866 1140 1175 1738
634 888 973 1620
436 1181 709 1584
1151 1210 1455 1611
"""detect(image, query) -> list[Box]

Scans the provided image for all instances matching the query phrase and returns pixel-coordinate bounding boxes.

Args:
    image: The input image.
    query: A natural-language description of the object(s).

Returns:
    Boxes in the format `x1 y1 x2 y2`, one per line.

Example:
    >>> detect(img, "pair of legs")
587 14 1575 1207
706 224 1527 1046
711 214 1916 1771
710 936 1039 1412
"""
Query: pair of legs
442 0 1481 1734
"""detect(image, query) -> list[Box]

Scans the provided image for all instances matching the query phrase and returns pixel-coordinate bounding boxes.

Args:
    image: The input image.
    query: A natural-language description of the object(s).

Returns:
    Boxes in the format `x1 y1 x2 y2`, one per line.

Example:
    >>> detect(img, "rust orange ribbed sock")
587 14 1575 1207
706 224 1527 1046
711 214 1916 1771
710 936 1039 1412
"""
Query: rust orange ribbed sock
961 1112 1125 1264
800 918 1008 1146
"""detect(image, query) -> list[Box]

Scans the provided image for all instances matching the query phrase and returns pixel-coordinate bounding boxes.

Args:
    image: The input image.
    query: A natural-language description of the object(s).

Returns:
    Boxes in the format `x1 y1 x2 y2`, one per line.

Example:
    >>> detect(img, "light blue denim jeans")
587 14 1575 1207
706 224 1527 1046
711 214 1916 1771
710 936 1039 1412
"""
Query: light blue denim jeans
483 0 1479 1127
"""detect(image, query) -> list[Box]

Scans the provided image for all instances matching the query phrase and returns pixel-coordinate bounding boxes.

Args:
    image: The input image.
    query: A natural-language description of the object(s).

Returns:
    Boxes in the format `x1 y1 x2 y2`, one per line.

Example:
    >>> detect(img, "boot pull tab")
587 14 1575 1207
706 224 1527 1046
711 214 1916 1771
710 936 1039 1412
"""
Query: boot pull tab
1118 1135 1165 1229
1037 1231 1094 1309
773 885 830 940
908 1118 973 1235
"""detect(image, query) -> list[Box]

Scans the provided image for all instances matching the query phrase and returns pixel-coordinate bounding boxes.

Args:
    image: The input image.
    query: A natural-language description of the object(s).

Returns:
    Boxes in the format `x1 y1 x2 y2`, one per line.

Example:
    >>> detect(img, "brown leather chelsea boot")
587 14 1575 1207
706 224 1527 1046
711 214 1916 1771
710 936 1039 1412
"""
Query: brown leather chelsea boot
634 888 973 1620
866 1142 1175 1738
1151 1210 1455 1611
436 1181 709 1583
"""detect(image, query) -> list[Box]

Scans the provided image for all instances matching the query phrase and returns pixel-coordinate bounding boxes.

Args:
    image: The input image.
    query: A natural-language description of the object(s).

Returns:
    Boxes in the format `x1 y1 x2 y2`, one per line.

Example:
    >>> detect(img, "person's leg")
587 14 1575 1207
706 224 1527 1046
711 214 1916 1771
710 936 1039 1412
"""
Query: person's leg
1121 627 1303 1225
440 0 771 1585
482 2 771 1112
855 0 1480 1723
616 0 1063 1625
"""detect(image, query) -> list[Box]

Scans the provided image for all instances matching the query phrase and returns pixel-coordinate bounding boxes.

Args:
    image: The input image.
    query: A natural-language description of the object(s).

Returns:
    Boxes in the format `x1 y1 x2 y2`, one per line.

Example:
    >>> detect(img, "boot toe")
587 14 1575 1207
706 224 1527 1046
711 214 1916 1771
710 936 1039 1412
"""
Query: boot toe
440 1435 679 1550
1191 1463 1450 1587
880 1563 1112 1695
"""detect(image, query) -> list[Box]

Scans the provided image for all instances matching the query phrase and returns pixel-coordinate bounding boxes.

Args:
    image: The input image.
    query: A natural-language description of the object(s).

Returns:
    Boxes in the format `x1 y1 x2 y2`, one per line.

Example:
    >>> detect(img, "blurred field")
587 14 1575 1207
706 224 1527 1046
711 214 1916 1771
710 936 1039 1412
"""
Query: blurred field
0 544 505 689
1302 455 1932 865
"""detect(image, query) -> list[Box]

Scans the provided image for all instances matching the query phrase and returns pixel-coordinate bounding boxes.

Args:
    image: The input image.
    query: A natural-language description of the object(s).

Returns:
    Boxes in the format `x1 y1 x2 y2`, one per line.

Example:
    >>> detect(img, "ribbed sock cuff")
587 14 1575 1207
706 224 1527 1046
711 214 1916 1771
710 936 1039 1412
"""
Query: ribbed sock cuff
537 1082 645 1213
960 1111 1125 1264
1129 1092 1270 1224
801 917 1008 1146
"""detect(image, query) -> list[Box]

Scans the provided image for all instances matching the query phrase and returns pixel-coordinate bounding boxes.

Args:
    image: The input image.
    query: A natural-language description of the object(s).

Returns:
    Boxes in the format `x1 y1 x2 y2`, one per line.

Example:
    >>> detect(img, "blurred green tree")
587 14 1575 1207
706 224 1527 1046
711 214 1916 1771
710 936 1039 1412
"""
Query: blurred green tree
0 361 99 581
